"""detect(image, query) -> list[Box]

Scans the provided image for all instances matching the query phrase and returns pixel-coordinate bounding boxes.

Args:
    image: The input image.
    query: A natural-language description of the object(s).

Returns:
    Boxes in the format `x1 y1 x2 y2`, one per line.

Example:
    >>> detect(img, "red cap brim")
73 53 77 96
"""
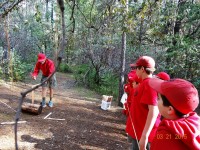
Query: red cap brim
38 58 46 62
130 64 137 67
149 78 165 94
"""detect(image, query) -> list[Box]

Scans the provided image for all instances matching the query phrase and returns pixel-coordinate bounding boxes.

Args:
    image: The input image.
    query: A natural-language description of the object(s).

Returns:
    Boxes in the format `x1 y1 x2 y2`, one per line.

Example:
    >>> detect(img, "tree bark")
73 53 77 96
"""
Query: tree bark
118 0 128 107
4 15 13 80
4 16 11 61
118 31 126 107
56 0 67 64
51 0 54 30
46 0 49 22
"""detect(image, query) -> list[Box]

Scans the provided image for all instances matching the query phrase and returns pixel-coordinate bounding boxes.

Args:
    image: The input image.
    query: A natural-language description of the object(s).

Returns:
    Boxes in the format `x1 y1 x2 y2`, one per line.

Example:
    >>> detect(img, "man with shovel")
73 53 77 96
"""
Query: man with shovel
31 53 56 108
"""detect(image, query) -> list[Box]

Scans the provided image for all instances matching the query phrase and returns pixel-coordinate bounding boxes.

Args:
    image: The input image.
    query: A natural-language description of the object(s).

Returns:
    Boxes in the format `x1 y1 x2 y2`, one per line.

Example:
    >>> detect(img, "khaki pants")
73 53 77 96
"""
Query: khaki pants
41 74 57 88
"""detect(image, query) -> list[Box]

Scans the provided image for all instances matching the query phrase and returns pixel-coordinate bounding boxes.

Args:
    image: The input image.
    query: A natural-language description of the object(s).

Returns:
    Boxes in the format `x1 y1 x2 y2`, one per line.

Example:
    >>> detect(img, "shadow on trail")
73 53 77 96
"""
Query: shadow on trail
19 100 130 150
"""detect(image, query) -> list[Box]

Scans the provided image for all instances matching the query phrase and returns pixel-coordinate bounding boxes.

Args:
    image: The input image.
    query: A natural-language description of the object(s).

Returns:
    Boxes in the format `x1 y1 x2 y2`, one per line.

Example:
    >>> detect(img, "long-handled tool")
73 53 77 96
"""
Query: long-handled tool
127 104 140 150
21 85 42 115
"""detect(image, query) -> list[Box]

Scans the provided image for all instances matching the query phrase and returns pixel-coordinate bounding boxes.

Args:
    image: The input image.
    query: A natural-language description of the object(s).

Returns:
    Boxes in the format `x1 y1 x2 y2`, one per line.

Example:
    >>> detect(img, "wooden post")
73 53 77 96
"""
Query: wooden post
31 85 34 104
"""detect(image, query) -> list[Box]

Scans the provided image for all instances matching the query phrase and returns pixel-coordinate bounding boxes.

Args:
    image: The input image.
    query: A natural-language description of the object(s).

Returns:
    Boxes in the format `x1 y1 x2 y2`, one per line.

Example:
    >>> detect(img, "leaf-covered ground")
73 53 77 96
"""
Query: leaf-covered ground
0 73 131 150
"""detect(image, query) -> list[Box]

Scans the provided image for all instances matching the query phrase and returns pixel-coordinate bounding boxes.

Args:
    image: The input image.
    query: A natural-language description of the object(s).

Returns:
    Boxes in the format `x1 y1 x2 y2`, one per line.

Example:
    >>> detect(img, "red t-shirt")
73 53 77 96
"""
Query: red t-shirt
123 83 135 117
32 58 55 77
151 112 200 150
124 83 134 107
126 87 138 133
126 78 160 142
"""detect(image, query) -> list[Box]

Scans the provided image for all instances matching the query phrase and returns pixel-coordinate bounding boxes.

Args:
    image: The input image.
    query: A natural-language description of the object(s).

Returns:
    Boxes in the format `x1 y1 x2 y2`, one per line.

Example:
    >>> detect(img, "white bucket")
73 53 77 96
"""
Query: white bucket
101 100 111 110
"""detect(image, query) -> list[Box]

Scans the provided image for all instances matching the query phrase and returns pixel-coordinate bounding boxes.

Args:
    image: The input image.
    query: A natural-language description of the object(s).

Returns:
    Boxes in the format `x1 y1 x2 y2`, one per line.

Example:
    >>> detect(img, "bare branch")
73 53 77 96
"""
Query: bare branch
0 0 24 19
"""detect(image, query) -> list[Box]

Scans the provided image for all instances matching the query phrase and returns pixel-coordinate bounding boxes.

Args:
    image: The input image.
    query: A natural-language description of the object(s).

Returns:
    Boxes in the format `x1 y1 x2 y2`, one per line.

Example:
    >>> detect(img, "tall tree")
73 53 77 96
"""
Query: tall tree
56 0 66 63
4 15 13 80
118 0 129 107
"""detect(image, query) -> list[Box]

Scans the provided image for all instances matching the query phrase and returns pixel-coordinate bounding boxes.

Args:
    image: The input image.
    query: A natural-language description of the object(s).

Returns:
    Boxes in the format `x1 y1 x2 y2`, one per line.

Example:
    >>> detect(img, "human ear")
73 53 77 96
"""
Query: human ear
141 66 145 71
167 106 175 115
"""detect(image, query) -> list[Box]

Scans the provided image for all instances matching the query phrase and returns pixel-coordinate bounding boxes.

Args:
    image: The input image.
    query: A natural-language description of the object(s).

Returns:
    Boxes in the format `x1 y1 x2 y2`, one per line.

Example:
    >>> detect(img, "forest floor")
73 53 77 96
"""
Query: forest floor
0 72 131 150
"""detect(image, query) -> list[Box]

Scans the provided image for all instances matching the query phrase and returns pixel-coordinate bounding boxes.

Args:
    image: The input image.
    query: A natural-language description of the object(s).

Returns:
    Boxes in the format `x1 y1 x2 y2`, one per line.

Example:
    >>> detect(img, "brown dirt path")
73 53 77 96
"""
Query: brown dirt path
0 73 131 150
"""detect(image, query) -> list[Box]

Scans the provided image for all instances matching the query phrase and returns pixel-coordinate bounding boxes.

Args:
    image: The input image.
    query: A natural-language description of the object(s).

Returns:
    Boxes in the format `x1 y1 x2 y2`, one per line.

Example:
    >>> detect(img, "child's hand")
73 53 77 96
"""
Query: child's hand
32 76 36 80
122 109 129 116
139 136 148 150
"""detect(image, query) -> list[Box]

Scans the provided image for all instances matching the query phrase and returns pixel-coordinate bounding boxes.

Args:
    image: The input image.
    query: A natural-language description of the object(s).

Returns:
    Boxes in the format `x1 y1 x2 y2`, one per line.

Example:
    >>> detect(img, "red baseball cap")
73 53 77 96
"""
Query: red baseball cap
131 56 156 72
37 53 46 62
130 64 135 67
128 70 141 83
149 78 199 114
156 72 170 81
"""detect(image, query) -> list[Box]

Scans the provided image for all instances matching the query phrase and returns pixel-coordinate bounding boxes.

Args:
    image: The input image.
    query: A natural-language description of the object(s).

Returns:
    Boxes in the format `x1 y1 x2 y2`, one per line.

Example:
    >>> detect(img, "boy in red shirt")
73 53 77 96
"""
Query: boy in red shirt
31 53 56 107
122 70 139 116
149 78 200 150
125 71 141 140
128 56 161 150
156 72 170 81
122 76 135 116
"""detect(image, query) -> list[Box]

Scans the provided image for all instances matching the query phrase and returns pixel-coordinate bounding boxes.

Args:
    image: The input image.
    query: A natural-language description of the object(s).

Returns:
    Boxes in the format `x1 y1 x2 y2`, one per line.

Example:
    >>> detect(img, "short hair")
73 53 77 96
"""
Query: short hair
136 66 152 75
161 94 185 117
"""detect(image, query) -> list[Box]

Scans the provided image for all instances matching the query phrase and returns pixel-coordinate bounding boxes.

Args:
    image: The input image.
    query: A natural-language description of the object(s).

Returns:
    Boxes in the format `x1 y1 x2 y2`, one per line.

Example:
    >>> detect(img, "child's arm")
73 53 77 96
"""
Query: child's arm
31 62 40 79
139 105 159 150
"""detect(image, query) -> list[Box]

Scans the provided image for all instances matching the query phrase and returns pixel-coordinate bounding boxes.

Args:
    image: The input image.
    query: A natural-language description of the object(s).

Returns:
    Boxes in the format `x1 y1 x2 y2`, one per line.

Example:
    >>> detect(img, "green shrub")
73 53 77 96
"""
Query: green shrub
73 64 119 100
97 72 119 99
73 64 90 84
58 63 73 73
12 54 33 81
0 53 33 81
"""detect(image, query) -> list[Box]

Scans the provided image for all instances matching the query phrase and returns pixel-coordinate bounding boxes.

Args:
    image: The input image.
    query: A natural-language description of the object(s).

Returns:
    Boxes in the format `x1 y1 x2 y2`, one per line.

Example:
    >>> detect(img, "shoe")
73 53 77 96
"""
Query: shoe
48 100 53 107
41 99 46 108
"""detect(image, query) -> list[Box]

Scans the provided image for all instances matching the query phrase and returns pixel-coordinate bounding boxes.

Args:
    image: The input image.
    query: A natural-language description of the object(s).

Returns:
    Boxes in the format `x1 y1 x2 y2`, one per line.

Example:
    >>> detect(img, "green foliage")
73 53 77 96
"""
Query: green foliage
97 71 119 99
73 64 119 99
73 64 90 84
58 63 73 73
0 0 199 100
12 55 33 81
34 5 42 22
0 53 33 82
164 36 200 88
0 66 3 77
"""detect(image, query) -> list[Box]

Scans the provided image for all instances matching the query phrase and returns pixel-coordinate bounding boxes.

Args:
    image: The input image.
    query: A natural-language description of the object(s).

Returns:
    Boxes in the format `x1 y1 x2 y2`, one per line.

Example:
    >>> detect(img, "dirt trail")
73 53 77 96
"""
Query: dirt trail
0 73 130 150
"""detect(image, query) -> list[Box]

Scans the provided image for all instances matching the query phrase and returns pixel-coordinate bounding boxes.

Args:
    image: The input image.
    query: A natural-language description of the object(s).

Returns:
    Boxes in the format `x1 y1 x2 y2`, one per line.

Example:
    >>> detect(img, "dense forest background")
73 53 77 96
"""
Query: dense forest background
0 0 199 104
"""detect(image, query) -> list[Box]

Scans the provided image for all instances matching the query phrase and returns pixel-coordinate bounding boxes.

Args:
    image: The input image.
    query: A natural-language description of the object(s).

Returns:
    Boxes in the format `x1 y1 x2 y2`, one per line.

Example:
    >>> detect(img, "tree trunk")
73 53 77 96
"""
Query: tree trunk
118 0 128 107
4 15 13 81
45 0 49 22
138 18 144 51
56 0 66 61
118 31 126 107
51 0 54 30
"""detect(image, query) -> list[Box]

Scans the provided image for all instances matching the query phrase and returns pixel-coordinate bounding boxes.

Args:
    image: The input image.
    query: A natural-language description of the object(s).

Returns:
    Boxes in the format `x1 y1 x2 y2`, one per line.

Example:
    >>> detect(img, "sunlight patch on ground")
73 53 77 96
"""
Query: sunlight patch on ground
80 145 105 150
0 98 10 103
0 81 22 92
0 125 53 150
0 135 36 150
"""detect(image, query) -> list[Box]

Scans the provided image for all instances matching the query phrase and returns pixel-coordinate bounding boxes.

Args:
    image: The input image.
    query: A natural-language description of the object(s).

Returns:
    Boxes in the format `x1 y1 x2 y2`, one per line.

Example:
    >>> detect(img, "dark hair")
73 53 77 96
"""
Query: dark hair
136 66 151 75
161 94 185 117
124 74 128 83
